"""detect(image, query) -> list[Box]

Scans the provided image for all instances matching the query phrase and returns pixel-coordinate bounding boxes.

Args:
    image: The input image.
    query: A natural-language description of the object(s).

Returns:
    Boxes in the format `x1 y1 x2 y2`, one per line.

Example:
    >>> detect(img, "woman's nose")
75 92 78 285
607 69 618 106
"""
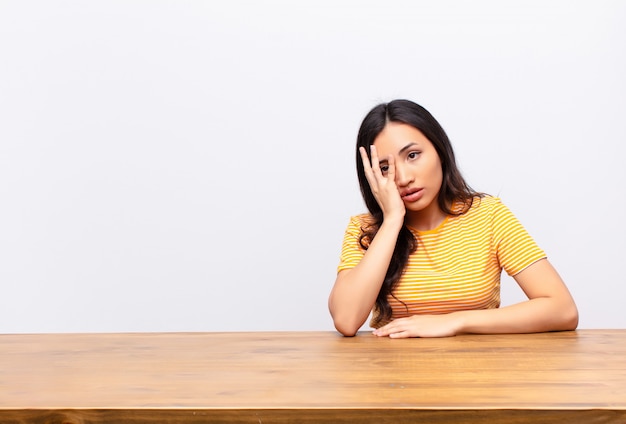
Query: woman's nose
395 163 413 187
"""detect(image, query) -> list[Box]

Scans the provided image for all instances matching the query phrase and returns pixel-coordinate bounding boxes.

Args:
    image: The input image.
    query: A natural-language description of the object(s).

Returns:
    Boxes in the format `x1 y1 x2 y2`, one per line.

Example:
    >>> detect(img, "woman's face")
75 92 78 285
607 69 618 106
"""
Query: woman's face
373 122 443 221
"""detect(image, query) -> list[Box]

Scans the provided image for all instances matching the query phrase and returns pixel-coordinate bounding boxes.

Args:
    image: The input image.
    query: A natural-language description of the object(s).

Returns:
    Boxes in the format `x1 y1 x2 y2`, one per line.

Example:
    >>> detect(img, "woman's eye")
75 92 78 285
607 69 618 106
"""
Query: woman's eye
380 165 389 174
408 151 420 159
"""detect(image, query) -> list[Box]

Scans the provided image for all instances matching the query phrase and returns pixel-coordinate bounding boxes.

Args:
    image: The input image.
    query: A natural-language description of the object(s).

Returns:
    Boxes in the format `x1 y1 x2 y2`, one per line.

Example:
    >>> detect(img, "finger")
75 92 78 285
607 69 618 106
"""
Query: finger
389 330 411 339
359 150 379 194
374 326 409 338
372 327 385 337
386 321 413 338
386 153 396 182
369 145 383 179
373 323 396 337
359 146 372 172
359 147 376 185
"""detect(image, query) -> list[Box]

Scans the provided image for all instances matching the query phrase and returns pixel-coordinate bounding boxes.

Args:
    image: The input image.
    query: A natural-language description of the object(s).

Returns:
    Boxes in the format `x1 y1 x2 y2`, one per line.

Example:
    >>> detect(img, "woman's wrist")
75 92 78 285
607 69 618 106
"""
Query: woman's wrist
380 214 404 232
451 311 469 335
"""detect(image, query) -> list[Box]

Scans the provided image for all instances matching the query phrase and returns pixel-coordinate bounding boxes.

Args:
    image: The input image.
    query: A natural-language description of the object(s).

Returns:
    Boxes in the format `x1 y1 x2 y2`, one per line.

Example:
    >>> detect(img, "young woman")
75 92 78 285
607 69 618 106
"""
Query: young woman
328 99 578 338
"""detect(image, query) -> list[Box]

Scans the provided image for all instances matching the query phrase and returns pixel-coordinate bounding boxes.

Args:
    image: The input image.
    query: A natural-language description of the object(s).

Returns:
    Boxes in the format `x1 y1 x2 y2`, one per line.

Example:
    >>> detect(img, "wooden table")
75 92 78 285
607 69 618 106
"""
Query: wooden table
1 330 625 423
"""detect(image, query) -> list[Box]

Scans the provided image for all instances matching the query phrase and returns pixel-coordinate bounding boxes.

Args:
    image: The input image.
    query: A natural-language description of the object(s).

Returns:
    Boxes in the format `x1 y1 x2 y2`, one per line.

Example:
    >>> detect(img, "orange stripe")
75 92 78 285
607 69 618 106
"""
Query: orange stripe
337 196 546 325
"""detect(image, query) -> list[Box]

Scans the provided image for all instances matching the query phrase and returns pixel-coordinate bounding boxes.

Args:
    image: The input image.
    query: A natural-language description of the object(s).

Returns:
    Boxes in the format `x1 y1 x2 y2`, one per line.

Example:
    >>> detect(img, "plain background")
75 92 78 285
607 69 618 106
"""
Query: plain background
1 1 624 333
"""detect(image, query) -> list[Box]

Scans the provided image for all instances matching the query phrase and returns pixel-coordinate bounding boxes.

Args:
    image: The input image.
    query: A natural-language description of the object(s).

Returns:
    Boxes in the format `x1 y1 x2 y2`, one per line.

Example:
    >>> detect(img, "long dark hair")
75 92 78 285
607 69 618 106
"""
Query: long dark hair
356 99 481 327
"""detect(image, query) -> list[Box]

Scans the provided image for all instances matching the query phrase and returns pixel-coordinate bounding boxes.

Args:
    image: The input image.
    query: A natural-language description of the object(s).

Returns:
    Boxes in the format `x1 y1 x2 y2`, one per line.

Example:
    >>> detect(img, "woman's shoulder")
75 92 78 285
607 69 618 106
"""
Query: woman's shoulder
342 214 377 244
459 195 522 229
449 195 508 224
476 194 501 206
467 194 508 214
347 213 376 229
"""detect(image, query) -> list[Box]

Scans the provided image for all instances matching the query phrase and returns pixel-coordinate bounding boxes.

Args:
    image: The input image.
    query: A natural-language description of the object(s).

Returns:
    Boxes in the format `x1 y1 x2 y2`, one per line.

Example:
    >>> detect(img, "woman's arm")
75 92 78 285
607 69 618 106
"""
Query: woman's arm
373 258 578 338
459 258 578 334
329 217 403 336
329 146 405 336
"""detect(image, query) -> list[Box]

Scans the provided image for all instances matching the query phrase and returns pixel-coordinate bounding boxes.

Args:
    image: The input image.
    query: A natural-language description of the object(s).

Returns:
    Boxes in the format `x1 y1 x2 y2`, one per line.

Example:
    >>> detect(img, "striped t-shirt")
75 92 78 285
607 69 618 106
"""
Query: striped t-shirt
337 196 546 328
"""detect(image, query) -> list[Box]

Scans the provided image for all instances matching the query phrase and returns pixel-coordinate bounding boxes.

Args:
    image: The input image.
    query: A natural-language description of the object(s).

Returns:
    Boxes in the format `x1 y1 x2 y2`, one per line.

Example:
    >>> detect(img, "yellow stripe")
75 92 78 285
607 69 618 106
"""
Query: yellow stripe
337 196 546 325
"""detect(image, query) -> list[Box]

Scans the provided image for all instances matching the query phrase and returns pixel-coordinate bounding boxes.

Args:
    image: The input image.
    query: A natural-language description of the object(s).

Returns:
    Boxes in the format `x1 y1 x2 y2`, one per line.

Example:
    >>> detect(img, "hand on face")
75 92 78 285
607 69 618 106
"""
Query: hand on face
372 314 462 338
359 145 406 222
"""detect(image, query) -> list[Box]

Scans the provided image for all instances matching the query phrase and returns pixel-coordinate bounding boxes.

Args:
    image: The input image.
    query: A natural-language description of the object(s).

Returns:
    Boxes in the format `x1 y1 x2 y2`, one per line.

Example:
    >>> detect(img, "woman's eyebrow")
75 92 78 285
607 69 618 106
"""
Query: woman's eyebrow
398 142 419 154
377 143 420 164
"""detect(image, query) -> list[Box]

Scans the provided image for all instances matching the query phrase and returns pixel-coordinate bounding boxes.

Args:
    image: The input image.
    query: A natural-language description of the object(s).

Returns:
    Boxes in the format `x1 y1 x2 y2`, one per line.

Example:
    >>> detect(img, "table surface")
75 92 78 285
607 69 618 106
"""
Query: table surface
1 330 625 423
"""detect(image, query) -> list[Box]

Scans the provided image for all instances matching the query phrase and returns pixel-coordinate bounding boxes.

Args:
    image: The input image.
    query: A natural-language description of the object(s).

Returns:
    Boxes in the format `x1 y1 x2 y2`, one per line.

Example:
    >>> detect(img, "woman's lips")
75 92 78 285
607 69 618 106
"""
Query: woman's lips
401 188 424 203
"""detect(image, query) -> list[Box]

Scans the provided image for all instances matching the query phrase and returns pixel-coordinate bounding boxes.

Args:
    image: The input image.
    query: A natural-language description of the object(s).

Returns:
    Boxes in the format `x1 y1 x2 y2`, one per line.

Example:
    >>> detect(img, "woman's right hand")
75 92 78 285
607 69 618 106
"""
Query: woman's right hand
359 145 406 222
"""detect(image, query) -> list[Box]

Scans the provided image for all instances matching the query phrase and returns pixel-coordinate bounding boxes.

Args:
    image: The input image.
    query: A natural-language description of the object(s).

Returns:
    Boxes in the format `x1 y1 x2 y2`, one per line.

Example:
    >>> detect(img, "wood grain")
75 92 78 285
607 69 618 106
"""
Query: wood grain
1 330 625 423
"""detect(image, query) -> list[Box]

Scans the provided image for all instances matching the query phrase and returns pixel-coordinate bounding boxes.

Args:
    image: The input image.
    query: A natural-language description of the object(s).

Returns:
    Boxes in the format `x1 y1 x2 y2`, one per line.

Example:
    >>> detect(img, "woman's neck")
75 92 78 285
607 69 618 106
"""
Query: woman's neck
405 203 448 232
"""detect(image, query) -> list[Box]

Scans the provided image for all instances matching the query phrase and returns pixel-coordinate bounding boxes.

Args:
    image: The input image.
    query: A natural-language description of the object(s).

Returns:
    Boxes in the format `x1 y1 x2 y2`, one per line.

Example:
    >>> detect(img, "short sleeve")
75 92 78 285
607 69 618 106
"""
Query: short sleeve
491 200 547 276
337 215 368 273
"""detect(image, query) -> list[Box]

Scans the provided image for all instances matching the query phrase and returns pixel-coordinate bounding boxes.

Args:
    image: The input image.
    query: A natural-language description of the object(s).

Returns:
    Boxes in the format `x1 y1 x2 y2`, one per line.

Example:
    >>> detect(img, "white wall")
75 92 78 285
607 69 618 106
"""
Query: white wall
1 0 624 333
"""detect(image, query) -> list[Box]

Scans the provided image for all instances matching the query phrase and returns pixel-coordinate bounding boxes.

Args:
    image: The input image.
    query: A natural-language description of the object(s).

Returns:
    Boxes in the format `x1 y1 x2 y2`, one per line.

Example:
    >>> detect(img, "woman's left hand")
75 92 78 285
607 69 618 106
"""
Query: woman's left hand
372 314 463 338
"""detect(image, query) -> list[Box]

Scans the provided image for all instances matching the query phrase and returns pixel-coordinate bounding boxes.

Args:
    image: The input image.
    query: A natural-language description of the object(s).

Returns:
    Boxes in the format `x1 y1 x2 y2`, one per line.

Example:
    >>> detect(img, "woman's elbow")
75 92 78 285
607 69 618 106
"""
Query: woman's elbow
328 298 365 337
335 326 358 337
563 304 579 330
557 301 579 331
331 314 363 337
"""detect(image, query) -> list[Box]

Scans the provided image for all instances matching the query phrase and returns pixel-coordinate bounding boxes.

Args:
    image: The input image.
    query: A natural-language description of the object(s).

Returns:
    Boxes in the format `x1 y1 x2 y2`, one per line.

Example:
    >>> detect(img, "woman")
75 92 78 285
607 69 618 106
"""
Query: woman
328 99 578 338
